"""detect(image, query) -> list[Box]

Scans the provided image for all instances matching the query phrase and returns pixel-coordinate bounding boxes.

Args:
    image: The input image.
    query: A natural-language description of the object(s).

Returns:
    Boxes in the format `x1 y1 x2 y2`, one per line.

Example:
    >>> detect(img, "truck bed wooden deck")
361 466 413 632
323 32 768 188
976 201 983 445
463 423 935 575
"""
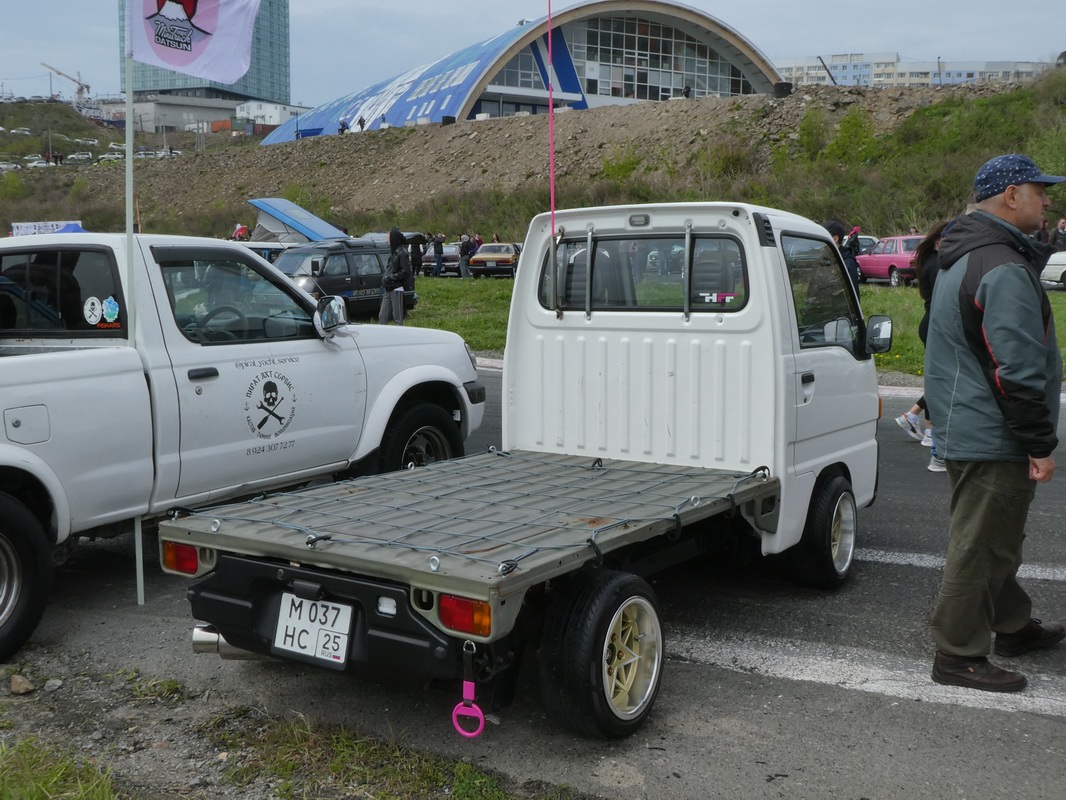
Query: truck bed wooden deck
160 449 777 600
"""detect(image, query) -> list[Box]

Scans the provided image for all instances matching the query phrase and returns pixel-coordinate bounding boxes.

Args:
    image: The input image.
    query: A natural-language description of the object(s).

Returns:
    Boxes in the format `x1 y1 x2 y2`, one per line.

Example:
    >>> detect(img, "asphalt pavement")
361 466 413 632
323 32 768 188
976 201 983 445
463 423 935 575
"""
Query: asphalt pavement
19 367 1066 800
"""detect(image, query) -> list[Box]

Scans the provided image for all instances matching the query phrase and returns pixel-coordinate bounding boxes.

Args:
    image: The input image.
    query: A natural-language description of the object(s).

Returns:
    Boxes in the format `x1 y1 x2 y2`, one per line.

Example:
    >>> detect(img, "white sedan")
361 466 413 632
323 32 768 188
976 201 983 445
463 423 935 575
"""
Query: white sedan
1040 250 1066 287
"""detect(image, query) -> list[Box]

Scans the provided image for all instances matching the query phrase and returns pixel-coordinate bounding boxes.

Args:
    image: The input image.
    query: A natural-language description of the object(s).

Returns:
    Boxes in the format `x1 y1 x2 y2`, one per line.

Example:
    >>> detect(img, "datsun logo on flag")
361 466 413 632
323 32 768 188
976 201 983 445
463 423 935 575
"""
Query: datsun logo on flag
128 0 262 84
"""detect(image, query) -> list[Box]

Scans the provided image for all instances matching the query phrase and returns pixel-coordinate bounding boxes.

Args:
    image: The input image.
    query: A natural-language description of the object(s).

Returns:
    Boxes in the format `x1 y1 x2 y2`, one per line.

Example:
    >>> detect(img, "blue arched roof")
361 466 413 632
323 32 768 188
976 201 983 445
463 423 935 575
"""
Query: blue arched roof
262 0 779 145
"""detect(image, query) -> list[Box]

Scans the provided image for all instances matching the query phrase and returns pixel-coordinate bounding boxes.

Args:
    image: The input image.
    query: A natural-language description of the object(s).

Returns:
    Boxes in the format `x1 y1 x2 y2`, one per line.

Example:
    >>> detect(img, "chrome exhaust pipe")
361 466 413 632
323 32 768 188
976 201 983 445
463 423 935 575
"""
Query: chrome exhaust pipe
192 623 271 660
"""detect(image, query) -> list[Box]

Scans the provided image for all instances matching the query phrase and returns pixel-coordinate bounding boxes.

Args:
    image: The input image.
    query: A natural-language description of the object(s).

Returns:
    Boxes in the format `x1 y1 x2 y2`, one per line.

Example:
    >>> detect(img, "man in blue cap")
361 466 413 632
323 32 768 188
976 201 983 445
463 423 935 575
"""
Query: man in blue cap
925 154 1066 692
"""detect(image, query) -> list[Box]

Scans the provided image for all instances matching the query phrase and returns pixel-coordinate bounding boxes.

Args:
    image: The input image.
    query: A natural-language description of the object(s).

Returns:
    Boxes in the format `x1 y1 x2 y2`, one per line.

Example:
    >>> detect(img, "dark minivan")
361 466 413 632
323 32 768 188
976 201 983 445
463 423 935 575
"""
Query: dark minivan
271 238 417 319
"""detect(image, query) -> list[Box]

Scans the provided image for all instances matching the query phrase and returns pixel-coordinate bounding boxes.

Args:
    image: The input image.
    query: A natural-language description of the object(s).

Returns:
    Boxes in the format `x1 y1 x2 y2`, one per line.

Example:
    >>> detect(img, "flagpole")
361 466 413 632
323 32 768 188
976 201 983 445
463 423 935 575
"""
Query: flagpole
124 10 144 608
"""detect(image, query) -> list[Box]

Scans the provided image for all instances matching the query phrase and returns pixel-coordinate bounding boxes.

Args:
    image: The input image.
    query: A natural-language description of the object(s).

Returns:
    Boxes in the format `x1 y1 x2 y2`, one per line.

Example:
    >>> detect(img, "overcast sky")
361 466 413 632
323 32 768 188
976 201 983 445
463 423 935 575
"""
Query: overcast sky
1 1 1061 108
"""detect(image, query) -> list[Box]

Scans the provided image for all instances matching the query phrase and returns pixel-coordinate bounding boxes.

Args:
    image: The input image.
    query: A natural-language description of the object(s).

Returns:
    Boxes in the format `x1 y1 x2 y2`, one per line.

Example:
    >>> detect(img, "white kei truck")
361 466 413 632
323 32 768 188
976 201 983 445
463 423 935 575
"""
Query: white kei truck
158 203 893 739
0 233 485 663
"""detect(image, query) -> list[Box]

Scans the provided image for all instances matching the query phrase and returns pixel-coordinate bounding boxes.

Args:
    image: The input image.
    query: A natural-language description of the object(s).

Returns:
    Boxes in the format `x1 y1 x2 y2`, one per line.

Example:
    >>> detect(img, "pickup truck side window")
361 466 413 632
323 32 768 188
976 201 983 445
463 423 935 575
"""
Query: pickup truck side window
781 234 862 352
538 235 747 312
0 247 124 335
154 249 316 344
351 253 382 277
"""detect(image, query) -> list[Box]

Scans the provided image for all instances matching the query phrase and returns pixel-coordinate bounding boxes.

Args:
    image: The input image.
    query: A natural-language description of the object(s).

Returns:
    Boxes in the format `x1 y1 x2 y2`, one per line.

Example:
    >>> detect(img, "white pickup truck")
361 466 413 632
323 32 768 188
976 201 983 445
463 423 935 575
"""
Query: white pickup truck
0 233 485 662
159 203 892 739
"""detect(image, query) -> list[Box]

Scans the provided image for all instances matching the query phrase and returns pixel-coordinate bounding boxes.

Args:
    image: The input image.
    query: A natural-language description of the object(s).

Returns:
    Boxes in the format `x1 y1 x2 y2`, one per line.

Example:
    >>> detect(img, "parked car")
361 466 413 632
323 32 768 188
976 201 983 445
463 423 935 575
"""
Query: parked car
96 153 124 163
10 127 32 136
66 151 93 164
271 238 418 318
24 159 55 169
469 242 522 278
1040 250 1066 287
74 137 99 146
0 161 21 173
421 243 462 276
856 235 922 286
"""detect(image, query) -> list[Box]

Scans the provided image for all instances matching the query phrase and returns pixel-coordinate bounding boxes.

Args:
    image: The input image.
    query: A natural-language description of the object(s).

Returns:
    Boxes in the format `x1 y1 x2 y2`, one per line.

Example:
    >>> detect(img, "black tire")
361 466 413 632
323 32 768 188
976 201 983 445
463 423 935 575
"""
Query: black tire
380 403 463 472
538 570 664 739
0 492 53 663
888 267 901 287
787 475 857 590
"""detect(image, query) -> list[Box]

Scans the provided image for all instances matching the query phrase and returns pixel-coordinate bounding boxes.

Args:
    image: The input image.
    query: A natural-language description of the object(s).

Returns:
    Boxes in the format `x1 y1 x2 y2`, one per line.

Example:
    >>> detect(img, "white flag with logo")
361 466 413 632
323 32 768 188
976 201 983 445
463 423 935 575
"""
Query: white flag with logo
127 0 262 84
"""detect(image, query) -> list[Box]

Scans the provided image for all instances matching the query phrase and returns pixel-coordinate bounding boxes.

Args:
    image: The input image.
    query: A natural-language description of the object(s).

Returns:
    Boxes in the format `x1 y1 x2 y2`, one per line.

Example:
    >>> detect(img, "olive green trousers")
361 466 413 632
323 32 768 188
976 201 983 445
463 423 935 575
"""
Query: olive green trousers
930 460 1035 657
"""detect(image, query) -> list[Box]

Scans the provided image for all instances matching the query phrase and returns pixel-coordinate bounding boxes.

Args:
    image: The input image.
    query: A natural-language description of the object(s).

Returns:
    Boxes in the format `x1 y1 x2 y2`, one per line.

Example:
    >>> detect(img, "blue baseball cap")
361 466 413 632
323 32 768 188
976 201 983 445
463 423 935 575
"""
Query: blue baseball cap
973 154 1065 202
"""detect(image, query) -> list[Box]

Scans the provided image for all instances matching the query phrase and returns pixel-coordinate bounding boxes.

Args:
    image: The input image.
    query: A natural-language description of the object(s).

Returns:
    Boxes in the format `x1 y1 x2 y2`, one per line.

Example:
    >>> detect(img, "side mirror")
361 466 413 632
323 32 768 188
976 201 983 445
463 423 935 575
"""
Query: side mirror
310 257 324 276
314 296 348 336
865 314 893 354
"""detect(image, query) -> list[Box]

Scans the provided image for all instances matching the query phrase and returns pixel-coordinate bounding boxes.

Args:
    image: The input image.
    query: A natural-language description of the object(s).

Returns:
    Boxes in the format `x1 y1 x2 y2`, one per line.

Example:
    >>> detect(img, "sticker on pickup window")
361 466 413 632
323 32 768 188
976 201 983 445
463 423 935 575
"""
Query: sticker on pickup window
243 369 297 439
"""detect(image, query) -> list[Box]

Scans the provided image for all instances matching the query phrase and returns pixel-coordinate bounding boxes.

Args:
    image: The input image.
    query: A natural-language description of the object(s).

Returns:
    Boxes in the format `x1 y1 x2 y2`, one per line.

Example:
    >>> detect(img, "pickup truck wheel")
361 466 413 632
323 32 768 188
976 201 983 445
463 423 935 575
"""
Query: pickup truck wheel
888 268 902 287
381 403 463 471
539 571 664 739
0 492 53 663
789 475 857 590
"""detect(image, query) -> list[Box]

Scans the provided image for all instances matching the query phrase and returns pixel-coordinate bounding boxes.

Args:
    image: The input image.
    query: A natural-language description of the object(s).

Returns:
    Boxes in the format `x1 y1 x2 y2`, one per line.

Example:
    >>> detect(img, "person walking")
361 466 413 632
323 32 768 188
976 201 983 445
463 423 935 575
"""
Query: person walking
431 233 445 277
924 154 1066 692
894 220 951 470
458 234 473 279
378 227 411 326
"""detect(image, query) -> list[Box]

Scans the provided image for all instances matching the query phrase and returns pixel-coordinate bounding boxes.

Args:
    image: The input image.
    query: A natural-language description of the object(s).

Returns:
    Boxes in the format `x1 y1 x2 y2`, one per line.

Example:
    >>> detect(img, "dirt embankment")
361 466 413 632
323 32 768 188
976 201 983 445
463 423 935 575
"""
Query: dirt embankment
24 82 1016 227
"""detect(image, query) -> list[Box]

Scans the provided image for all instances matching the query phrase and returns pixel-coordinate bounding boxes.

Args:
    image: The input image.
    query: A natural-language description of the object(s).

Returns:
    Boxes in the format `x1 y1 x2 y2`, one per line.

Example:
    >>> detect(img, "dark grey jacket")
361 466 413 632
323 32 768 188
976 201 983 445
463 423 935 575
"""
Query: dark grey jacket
924 211 1061 461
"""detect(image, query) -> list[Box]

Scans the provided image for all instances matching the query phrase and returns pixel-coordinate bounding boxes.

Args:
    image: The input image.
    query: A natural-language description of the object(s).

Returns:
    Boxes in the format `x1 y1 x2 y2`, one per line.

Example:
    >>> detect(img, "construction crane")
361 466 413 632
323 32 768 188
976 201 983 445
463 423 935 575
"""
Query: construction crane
40 63 91 104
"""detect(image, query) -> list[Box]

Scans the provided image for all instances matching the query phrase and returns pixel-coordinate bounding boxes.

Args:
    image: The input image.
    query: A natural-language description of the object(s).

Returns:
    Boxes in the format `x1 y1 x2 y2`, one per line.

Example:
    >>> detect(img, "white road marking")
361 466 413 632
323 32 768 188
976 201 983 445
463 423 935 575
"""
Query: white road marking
856 548 1066 583
669 632 1066 718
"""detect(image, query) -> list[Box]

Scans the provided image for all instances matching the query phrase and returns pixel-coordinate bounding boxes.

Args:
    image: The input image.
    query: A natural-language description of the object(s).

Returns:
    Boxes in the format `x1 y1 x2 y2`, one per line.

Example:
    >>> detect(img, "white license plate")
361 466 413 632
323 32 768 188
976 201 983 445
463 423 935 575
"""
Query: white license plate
272 593 353 668
485 261 496 267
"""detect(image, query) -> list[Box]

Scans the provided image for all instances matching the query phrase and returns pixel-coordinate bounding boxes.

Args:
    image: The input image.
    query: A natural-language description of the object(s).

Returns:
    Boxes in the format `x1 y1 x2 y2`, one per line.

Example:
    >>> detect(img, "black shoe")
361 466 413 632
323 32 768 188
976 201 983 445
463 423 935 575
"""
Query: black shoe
994 618 1066 657
931 652 1027 692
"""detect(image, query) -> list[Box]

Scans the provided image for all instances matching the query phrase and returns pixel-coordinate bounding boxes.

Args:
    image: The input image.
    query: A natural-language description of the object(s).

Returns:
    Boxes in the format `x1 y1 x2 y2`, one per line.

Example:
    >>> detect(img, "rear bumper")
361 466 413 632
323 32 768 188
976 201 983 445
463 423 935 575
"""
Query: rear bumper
187 554 461 678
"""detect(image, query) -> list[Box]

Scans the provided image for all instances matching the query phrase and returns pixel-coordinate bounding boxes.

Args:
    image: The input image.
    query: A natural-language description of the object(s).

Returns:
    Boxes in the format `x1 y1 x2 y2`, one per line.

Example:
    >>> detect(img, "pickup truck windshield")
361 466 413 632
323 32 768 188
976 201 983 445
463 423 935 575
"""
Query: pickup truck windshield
538 235 746 312
0 247 124 334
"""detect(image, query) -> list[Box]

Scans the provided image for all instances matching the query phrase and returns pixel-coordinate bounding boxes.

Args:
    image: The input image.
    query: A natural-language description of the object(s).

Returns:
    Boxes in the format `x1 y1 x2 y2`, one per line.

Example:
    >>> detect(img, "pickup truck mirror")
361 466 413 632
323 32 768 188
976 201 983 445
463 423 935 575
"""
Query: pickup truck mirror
314 296 348 335
310 257 324 276
865 314 893 354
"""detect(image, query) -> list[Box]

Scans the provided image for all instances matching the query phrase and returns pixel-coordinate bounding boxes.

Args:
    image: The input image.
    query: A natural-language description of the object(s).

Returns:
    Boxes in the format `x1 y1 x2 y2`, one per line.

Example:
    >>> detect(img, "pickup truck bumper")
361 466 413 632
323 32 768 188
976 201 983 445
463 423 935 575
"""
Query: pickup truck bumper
187 553 462 679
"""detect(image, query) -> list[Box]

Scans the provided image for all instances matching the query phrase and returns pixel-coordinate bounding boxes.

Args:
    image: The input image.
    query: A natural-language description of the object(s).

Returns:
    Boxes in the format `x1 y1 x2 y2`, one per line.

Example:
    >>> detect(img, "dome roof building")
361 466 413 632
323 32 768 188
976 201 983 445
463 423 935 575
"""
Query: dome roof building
262 0 780 145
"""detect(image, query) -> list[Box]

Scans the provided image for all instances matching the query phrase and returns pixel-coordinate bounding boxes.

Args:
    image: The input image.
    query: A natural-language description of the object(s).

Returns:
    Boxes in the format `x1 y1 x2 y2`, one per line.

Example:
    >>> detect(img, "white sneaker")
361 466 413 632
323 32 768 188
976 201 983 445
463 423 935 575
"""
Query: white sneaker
920 429 933 447
928 454 947 472
895 412 924 442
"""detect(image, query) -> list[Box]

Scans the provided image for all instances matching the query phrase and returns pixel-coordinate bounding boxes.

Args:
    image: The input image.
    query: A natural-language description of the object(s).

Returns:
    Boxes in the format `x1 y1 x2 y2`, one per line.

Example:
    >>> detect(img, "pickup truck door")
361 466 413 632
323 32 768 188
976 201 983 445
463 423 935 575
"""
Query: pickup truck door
779 234 873 474
149 245 367 501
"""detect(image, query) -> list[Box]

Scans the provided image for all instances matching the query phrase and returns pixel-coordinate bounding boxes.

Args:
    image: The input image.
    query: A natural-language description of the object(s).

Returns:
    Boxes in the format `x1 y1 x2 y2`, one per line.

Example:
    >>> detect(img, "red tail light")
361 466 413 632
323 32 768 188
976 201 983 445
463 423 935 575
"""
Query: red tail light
162 541 200 575
438 594 491 636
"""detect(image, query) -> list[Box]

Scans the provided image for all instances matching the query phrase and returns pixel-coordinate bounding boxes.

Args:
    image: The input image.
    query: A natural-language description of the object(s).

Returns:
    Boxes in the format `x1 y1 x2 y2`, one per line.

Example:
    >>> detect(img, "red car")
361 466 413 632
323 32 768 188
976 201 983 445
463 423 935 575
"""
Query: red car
856 235 922 286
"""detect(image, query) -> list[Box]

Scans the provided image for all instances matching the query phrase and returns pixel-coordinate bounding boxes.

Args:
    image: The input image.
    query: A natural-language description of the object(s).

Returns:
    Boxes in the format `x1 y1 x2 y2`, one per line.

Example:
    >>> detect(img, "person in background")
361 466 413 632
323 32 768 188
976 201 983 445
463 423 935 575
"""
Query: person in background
895 220 951 470
925 154 1065 693
491 233 501 243
823 220 860 291
379 227 411 326
458 234 473 279
432 233 445 277
357 116 366 132
908 226 920 235
1037 217 1050 244
1050 217 1066 251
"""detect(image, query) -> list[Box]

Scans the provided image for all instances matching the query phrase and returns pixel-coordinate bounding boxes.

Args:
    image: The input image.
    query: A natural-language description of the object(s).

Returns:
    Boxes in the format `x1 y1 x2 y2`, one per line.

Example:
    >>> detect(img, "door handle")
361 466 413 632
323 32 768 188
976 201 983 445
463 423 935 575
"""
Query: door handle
188 367 219 380
801 372 815 384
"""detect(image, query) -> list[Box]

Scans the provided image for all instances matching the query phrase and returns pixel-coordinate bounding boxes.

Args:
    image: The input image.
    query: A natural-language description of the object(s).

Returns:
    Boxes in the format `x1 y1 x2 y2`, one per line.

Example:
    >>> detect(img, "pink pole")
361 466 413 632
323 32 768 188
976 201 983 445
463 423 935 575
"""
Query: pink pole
547 1 555 236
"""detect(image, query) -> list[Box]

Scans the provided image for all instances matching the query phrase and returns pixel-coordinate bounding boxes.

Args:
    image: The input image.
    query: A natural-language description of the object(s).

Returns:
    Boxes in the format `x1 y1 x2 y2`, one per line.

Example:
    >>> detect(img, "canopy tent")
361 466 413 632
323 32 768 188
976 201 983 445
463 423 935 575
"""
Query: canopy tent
56 222 89 233
247 198 348 244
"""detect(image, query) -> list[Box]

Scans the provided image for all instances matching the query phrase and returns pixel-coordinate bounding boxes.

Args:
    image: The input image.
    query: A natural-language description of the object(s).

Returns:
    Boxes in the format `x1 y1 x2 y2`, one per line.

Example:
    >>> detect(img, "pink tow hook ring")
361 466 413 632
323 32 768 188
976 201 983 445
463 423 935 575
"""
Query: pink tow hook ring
452 680 485 738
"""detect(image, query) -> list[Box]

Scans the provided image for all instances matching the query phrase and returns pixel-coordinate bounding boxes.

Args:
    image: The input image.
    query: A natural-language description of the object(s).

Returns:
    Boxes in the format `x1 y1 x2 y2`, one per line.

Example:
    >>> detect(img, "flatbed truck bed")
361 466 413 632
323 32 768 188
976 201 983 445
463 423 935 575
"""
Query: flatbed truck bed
164 449 777 640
